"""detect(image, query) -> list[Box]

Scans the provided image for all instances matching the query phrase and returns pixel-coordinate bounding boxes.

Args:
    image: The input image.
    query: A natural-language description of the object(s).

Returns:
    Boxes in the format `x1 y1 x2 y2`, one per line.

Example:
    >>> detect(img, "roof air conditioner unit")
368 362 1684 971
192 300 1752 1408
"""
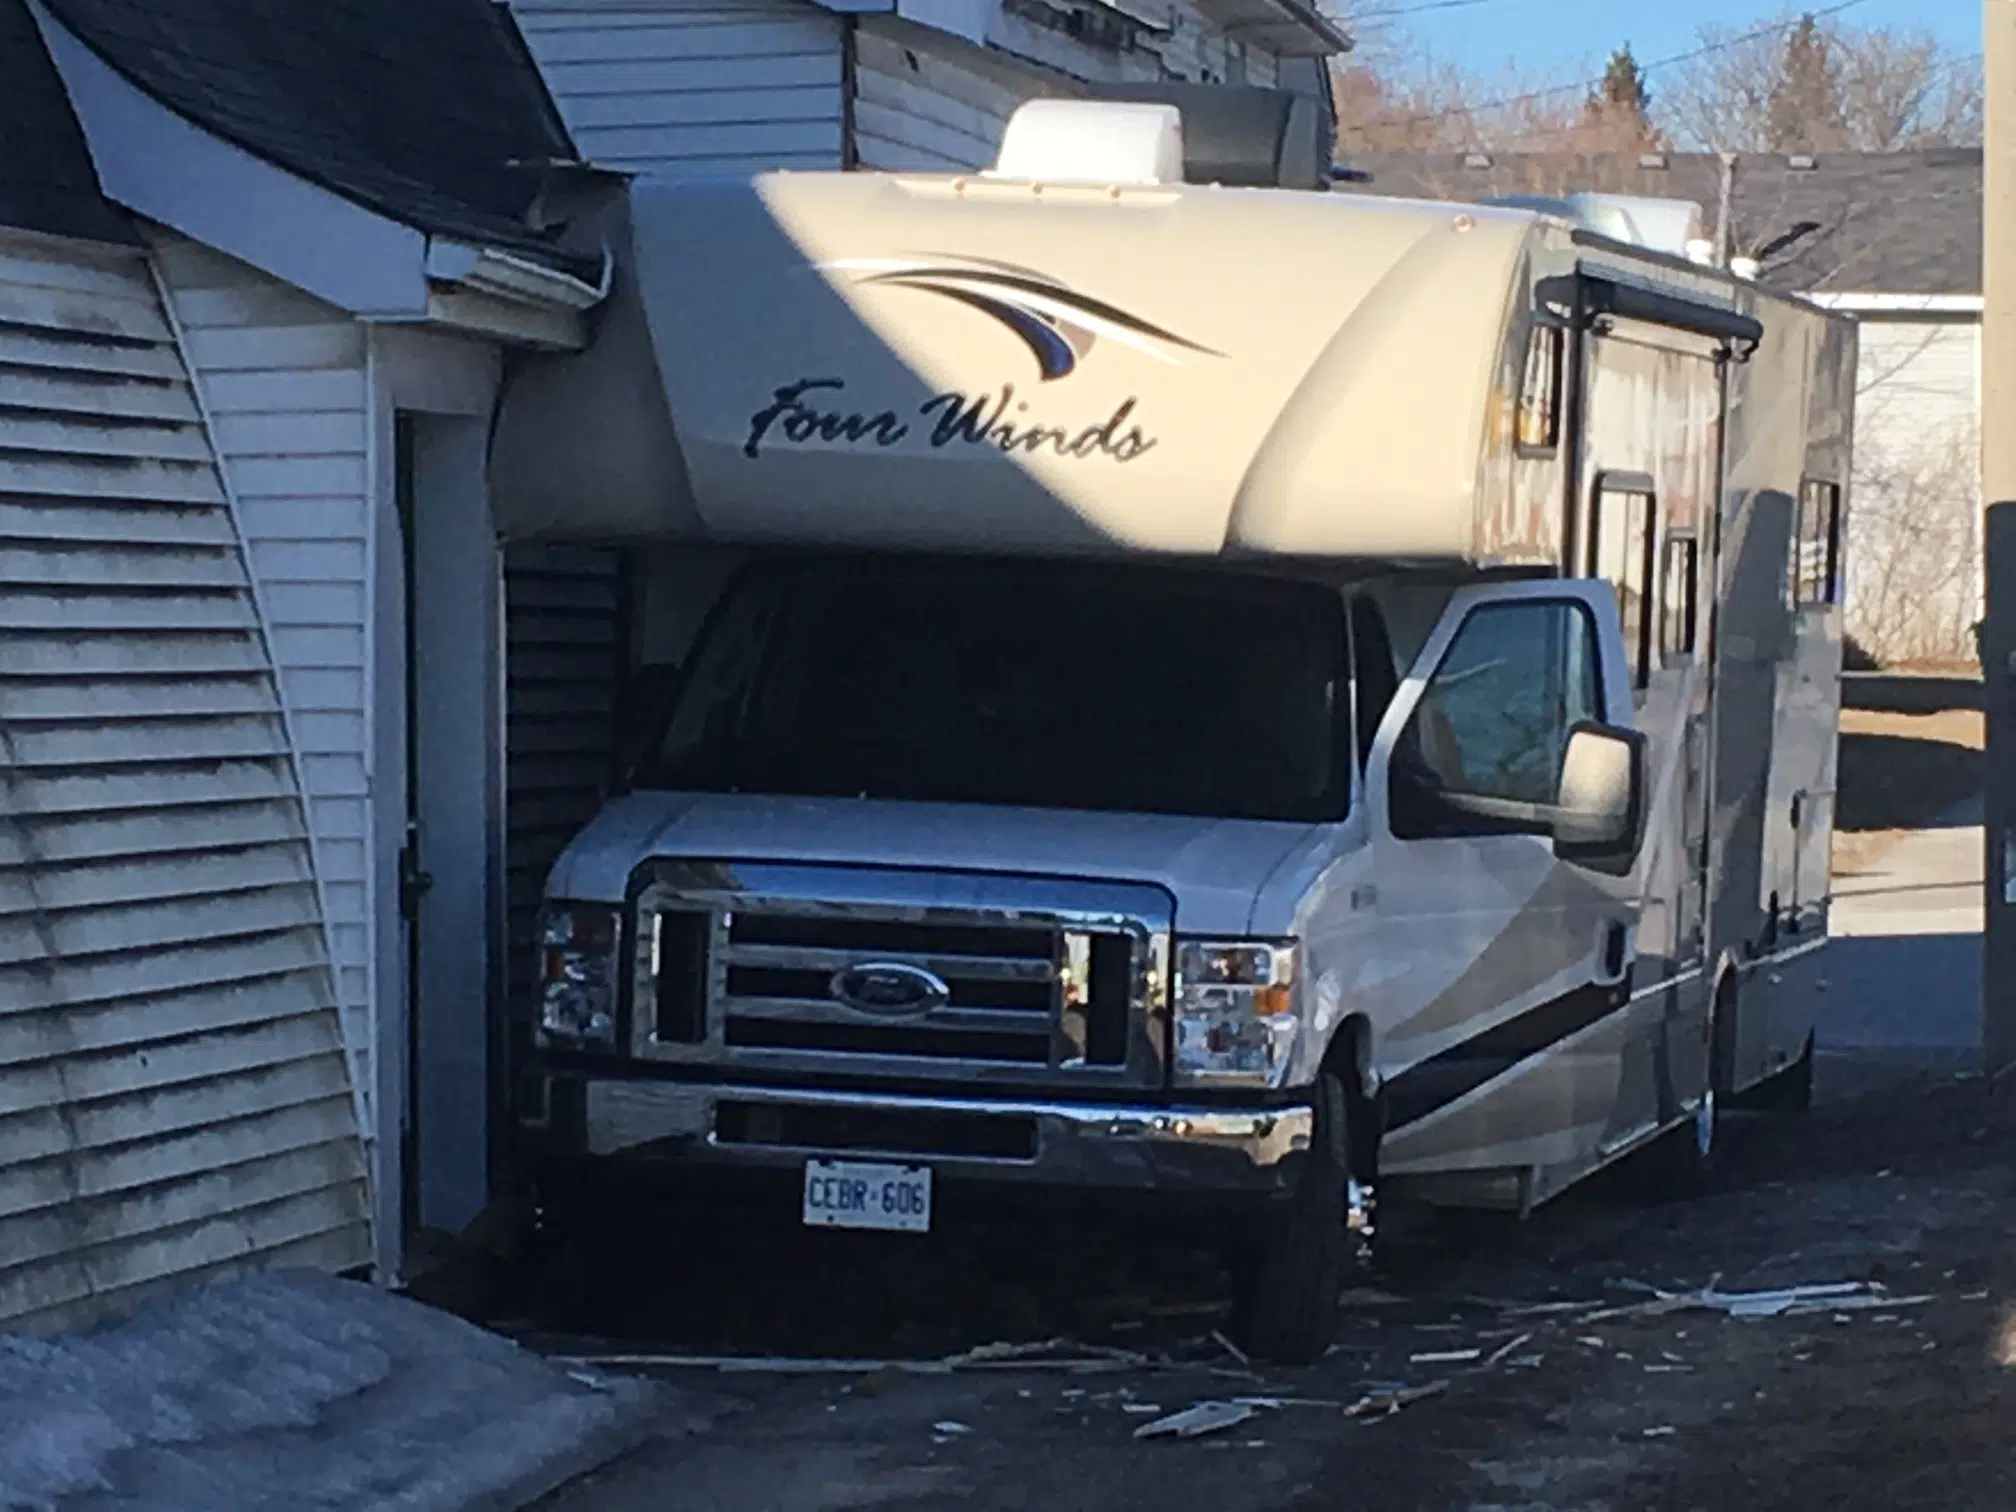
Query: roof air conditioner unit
990 100 1183 188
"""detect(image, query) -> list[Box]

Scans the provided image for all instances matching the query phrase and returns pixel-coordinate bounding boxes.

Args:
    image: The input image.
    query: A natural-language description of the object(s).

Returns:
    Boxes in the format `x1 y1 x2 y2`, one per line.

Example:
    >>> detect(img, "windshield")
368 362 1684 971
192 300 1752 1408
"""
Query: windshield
637 557 1352 823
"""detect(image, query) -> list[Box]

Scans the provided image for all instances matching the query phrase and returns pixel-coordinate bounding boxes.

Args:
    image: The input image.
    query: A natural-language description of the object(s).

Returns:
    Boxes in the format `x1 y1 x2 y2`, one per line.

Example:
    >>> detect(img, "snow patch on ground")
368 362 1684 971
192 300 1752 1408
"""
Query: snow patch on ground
0 1270 650 1512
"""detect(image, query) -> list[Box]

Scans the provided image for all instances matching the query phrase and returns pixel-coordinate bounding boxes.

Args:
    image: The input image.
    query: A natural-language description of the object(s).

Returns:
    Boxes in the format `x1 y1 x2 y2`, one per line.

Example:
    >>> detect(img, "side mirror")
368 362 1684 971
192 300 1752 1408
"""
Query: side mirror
1551 721 1646 876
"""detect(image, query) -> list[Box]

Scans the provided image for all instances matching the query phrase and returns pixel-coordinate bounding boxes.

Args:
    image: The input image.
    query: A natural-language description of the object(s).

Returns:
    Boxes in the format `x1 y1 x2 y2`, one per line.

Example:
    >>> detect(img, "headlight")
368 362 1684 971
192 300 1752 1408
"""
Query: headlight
535 904 621 1051
1172 939 1299 1088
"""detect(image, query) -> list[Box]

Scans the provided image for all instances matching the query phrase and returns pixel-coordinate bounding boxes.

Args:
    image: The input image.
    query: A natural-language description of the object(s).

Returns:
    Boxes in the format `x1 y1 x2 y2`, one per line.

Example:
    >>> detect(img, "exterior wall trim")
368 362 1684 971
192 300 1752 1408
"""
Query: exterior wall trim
34 0 603 346
1807 293 1983 316
143 249 365 1226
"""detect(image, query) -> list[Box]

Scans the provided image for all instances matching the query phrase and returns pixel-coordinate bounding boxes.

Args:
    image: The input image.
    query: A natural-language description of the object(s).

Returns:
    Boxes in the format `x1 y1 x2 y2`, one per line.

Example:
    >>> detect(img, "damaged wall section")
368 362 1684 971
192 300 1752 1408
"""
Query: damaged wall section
0 228 371 1331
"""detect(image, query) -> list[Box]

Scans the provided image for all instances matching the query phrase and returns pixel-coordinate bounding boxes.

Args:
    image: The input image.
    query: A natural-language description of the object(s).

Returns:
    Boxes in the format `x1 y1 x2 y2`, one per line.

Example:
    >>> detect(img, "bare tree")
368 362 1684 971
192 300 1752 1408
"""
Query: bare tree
1335 8 1981 156
1331 31 1659 154
1845 419 1981 668
1662 10 1982 152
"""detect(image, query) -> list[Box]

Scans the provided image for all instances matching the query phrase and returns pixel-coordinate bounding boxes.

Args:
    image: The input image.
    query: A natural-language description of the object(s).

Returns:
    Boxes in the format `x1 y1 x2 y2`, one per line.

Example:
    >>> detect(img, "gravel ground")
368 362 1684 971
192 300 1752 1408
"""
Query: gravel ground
520 1058 2016 1512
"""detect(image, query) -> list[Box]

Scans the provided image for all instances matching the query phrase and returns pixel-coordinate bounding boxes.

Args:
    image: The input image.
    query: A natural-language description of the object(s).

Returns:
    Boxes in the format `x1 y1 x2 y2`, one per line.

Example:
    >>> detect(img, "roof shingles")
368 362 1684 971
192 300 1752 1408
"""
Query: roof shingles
0 0 133 245
1337 150 1982 297
40 0 582 267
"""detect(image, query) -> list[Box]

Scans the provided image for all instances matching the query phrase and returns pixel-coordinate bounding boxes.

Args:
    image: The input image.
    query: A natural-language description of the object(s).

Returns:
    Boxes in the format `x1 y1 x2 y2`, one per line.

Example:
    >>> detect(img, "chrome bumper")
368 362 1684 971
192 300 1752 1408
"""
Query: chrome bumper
565 1079 1315 1195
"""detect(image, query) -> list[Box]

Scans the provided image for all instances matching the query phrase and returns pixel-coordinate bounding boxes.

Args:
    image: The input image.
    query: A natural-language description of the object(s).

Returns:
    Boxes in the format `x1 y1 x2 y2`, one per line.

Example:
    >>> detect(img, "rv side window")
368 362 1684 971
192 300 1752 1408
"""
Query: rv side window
1591 481 1657 689
1389 600 1603 841
1516 324 1564 452
1796 479 1842 607
1659 533 1699 664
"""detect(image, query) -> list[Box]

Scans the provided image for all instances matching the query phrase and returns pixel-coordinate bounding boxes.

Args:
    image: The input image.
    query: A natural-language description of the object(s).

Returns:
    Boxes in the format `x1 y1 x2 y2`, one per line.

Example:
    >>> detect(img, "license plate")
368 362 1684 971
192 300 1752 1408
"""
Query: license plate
802 1160 932 1233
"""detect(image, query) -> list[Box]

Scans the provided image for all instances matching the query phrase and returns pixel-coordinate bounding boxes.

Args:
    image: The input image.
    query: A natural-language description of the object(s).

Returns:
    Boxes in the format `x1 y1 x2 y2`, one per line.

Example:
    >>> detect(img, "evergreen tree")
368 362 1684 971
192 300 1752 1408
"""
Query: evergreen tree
1581 44 1659 149
1765 14 1849 151
1593 46 1652 122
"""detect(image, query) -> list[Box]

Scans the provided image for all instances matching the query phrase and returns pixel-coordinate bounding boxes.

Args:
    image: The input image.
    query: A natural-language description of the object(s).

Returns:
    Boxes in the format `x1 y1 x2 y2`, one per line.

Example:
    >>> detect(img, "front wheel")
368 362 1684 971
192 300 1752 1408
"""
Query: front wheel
1229 1071 1373 1365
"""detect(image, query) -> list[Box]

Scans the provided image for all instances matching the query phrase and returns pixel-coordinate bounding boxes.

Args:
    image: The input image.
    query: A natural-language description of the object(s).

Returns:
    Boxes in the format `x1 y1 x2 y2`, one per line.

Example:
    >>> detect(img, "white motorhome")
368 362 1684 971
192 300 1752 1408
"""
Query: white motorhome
496 102 1854 1362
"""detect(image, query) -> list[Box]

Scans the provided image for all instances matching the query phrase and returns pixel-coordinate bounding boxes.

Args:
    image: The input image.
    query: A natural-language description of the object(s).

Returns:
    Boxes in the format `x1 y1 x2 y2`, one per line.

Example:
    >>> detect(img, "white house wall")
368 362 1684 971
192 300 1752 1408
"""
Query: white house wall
853 19 1053 169
988 1 1278 87
510 0 846 176
1845 315 1983 664
510 0 1285 181
149 233 379 1132
1856 318 1980 460
0 229 369 1331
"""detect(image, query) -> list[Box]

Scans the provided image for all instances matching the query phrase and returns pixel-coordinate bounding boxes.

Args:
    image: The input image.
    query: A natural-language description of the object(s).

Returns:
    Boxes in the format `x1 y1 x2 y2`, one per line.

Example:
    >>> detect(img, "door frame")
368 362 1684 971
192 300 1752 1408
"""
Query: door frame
367 327 505 1282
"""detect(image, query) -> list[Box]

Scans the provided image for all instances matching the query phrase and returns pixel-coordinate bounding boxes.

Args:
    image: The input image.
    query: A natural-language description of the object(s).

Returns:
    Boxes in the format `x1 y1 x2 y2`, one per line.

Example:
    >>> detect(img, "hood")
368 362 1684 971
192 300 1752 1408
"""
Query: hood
543 790 1330 936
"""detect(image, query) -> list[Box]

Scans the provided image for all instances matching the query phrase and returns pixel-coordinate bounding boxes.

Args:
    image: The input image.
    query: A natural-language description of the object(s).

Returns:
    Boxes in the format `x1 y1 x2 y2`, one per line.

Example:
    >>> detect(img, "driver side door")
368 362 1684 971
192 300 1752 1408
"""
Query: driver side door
1367 580 1648 1192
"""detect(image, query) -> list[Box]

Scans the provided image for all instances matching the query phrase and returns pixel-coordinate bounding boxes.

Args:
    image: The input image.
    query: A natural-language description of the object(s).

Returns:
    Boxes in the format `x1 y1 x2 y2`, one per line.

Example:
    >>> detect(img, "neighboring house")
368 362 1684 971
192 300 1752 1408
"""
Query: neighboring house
1 0 1348 1331
1339 150 1984 666
505 0 1344 180
0 0 369 1331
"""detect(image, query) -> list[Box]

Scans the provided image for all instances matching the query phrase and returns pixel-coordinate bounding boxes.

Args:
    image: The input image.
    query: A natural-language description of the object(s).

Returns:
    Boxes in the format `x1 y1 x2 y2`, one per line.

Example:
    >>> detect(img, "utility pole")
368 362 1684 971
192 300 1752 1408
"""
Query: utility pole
1983 0 2016 1072
1714 152 1738 268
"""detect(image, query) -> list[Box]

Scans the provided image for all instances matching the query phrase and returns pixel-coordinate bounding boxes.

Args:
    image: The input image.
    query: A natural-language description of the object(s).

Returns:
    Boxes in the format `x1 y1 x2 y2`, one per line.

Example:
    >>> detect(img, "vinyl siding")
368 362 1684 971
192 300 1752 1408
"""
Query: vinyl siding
510 0 847 176
149 233 377 1132
0 229 368 1331
853 20 1055 171
502 546 624 1049
1845 316 1982 664
987 0 1279 87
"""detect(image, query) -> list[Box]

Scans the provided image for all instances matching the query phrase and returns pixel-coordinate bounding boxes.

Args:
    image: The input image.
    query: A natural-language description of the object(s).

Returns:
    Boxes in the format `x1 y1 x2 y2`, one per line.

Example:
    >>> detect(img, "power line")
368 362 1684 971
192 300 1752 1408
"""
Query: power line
1349 0 1489 18
1381 0 1871 128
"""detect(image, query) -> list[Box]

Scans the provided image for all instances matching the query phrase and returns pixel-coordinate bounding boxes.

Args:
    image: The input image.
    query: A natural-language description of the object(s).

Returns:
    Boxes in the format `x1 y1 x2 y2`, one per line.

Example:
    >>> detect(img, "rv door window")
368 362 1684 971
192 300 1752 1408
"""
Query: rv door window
1591 482 1657 689
640 557 1353 823
1516 323 1564 452
1389 600 1603 840
1796 479 1842 607
1659 533 1699 664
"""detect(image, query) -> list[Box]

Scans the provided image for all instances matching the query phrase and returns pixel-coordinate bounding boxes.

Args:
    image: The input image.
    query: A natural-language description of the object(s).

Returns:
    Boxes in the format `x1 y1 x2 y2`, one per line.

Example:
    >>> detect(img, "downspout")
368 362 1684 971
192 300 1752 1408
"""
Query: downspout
841 14 861 170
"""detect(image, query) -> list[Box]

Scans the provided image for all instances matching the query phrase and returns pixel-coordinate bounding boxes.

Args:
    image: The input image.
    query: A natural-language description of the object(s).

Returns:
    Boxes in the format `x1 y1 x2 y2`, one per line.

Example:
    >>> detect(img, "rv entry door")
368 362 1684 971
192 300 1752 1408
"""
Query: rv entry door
1367 580 1645 1181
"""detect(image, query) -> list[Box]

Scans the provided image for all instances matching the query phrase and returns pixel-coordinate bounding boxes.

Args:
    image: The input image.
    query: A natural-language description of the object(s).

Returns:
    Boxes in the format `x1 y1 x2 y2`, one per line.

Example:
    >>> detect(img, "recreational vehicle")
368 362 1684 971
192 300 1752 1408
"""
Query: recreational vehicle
496 102 1854 1362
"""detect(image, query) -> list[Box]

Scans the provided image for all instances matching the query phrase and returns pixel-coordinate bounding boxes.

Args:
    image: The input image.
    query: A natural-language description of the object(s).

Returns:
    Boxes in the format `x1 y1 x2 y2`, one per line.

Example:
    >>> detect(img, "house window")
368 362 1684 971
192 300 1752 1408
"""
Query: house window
1516 324 1564 452
1591 478 1658 690
1660 532 1699 664
1795 479 1842 607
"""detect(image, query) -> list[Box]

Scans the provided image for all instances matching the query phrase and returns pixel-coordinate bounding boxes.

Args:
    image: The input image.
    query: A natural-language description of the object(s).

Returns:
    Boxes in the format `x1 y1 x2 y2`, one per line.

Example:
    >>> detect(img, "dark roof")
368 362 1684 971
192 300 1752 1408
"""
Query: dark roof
41 0 588 270
0 0 133 245
1336 150 1982 297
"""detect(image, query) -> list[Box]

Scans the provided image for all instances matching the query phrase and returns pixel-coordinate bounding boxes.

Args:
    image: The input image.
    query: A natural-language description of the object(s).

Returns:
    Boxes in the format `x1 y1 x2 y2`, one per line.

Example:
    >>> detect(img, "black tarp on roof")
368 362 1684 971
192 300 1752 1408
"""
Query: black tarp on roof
40 0 587 268
0 0 133 245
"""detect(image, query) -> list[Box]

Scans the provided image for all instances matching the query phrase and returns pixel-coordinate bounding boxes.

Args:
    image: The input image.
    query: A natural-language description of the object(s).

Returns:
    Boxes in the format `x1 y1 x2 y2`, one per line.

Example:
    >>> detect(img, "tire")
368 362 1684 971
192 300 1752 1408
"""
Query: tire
1742 1030 1815 1114
1229 1071 1371 1366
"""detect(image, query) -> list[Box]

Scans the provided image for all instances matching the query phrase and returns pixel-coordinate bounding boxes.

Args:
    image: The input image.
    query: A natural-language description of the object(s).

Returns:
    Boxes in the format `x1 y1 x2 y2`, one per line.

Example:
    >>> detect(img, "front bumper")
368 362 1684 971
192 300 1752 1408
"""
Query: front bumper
530 1078 1315 1196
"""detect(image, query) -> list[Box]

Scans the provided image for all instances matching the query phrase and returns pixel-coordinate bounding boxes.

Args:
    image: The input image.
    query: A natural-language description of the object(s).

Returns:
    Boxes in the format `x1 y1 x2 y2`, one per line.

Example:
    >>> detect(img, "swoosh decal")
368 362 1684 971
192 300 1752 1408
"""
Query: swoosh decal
820 256 1221 381
914 284 1082 381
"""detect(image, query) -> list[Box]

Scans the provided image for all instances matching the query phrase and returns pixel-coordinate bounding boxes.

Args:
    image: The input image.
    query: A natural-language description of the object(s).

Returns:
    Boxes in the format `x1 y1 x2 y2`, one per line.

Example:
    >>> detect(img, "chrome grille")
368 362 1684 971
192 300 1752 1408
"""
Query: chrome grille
722 912 1061 1066
626 862 1172 1089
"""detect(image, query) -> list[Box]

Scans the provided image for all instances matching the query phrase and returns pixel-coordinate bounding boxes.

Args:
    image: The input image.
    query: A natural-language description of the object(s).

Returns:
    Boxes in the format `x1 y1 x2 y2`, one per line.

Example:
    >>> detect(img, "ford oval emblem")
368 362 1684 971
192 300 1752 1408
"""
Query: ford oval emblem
830 961 950 1018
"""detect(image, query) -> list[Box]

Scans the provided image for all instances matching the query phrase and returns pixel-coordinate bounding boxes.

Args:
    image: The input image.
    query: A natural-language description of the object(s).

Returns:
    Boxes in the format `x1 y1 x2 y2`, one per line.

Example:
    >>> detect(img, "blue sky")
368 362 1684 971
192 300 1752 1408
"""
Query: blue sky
1393 0 1982 80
